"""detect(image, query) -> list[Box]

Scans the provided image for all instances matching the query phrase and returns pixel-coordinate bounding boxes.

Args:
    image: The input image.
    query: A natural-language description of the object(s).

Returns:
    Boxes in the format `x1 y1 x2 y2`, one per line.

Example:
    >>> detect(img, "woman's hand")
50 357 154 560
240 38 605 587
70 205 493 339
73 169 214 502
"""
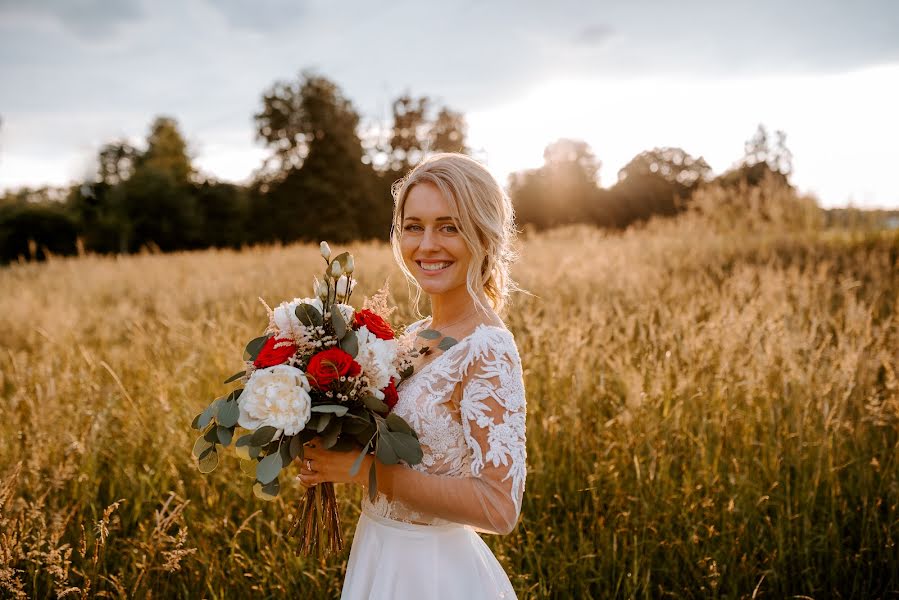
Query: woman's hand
296 438 372 488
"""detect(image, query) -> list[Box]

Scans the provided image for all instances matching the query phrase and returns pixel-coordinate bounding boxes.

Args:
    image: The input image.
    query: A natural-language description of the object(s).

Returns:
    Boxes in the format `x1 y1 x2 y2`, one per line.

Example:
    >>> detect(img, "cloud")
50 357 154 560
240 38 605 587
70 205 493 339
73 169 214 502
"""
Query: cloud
0 0 144 40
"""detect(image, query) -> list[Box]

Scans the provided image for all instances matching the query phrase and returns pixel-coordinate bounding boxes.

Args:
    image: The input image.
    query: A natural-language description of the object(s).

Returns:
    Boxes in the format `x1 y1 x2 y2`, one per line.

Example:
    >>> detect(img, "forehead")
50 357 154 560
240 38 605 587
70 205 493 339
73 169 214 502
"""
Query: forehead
403 182 457 219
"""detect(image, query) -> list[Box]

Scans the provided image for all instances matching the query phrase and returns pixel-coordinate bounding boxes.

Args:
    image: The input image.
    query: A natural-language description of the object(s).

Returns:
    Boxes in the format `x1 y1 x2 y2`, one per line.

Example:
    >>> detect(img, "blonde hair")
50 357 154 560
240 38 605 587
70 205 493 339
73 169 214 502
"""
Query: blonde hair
390 153 520 317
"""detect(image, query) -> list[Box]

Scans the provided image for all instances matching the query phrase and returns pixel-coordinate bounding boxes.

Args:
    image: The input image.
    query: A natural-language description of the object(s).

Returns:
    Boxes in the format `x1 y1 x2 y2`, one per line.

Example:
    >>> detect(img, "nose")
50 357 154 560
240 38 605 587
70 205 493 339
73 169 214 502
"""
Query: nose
419 226 440 252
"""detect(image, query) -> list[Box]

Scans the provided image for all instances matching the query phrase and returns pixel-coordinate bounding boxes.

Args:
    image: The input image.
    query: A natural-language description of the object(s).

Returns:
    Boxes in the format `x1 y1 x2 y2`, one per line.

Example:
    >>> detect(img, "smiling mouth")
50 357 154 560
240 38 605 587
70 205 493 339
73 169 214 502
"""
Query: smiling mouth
417 261 453 272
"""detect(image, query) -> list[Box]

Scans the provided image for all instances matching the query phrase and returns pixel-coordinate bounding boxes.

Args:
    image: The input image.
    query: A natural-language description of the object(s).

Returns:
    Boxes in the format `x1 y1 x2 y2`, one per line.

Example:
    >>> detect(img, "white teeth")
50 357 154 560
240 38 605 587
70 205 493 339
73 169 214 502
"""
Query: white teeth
420 262 451 271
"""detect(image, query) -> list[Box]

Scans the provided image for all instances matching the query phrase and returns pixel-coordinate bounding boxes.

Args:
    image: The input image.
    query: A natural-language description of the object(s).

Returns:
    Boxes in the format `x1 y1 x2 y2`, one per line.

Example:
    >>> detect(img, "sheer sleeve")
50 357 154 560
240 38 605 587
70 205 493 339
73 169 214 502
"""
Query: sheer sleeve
372 341 527 535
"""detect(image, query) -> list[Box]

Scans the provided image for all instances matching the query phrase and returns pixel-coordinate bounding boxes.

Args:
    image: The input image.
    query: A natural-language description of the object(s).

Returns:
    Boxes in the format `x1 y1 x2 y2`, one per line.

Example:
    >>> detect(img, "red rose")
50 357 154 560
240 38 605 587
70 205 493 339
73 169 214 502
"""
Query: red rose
353 309 395 340
253 337 297 368
306 347 361 389
382 378 399 411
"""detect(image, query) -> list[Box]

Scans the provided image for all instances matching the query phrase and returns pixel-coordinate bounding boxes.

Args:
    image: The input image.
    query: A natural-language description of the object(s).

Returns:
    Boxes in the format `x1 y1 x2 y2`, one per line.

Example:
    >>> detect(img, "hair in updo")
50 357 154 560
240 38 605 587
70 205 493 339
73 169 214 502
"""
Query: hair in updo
390 153 520 317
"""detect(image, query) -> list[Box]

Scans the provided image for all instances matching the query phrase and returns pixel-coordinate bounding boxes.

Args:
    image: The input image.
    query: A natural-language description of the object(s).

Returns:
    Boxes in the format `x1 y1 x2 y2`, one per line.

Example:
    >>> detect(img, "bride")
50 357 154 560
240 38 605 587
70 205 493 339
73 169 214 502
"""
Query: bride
298 153 527 599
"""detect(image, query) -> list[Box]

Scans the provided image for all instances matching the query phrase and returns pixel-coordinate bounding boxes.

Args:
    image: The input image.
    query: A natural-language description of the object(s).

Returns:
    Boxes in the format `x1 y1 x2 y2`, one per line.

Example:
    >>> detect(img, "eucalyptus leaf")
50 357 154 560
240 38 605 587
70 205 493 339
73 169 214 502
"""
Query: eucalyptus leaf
368 462 378 502
311 404 349 417
216 425 233 446
316 413 332 433
223 370 246 384
295 303 323 327
385 413 414 436
289 435 303 461
417 329 441 340
340 330 358 357
330 437 357 452
350 441 371 478
437 337 458 352
239 459 257 479
196 398 223 429
216 400 240 428
332 251 350 270
320 419 343 449
256 451 282 485
190 413 201 430
245 335 270 361
279 438 293 466
198 446 219 473
375 434 399 465
399 365 414 379
253 478 280 501
362 394 389 414
203 427 219 443
249 426 279 446
192 436 213 458
384 431 424 465
331 303 347 339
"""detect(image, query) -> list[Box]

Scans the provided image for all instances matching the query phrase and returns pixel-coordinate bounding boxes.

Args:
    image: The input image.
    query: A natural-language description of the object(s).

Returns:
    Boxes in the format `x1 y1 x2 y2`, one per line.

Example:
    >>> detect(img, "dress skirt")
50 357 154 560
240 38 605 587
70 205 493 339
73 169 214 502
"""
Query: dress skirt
340 508 517 599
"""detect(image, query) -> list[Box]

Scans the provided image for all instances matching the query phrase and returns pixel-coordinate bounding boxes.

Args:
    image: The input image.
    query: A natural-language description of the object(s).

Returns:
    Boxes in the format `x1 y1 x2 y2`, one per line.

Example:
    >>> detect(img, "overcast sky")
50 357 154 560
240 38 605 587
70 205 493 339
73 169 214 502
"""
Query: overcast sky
2 0 898 207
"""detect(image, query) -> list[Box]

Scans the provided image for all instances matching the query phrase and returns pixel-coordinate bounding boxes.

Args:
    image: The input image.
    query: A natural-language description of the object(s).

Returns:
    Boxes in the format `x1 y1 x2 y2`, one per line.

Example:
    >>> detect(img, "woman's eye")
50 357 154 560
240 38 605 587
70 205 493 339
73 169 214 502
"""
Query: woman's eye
442 225 459 233
403 224 422 232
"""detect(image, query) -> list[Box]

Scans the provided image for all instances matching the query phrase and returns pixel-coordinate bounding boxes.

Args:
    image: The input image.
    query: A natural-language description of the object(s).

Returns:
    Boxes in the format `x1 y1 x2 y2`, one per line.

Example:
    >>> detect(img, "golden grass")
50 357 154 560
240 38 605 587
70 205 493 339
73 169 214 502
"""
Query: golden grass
1 182 897 598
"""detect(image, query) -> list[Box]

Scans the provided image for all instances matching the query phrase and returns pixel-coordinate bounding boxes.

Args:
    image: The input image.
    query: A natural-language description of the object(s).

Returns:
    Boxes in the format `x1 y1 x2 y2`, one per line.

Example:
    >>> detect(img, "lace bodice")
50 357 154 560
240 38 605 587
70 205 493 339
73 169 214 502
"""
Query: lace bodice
362 318 527 534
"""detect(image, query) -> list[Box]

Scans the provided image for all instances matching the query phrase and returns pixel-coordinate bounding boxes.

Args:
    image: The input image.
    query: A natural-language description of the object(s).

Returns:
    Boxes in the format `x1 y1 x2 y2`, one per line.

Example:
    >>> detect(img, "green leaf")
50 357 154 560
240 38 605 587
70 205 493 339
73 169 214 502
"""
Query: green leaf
295 303 323 327
331 303 347 339
437 337 458 352
399 365 414 379
384 431 423 465
375 433 399 465
223 370 246 384
192 436 213 458
368 461 378 502
315 413 332 433
249 426 278 446
216 425 233 446
417 329 441 340
233 433 256 456
385 413 414 436
196 398 223 429
279 437 293 466
320 419 343 449
339 330 358 357
239 459 257 479
350 441 371 478
216 400 240 428
253 478 280 501
245 335 270 361
256 451 282 485
330 437 357 452
289 435 303 461
342 411 371 435
311 404 349 417
190 413 201 430
198 446 219 473
203 426 219 443
362 394 388 414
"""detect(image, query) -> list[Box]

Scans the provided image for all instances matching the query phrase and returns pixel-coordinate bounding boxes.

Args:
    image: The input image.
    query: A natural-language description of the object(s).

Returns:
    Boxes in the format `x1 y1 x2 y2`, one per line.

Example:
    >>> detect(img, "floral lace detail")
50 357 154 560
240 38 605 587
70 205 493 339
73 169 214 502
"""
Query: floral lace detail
362 318 527 526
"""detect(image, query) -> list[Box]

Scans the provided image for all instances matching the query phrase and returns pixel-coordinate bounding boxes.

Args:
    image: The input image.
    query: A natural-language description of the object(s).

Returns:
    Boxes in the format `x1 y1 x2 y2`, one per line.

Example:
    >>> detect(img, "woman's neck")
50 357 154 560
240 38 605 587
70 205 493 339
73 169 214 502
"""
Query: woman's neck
428 285 489 329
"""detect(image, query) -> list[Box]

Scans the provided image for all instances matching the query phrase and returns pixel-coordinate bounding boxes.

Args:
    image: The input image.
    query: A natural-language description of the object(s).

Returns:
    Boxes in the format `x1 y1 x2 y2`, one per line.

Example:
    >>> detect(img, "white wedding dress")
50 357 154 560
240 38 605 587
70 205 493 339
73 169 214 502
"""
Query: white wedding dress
341 317 527 599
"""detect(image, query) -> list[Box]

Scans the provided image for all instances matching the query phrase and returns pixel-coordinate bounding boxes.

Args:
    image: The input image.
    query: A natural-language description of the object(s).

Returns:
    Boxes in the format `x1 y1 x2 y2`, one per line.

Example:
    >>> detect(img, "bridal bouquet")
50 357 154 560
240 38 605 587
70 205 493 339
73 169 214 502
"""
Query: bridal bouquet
190 242 423 556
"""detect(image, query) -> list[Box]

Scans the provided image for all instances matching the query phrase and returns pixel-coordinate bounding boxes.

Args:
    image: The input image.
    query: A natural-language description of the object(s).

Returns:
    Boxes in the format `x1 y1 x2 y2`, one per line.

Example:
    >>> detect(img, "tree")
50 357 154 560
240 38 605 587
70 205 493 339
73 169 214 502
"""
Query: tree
252 71 384 242
97 141 138 186
508 138 602 229
138 116 193 184
741 124 793 177
618 147 711 187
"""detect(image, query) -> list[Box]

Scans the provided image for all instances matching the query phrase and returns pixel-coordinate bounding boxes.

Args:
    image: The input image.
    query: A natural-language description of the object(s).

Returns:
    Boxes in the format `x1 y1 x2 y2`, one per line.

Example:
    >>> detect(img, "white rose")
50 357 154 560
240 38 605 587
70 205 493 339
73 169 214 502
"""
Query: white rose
273 297 324 336
238 364 312 438
354 325 400 396
335 275 356 297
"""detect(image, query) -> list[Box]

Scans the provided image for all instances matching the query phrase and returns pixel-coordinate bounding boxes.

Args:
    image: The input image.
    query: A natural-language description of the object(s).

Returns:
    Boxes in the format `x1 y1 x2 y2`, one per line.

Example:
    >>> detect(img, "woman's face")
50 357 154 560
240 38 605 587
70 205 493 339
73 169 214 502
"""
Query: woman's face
400 182 472 298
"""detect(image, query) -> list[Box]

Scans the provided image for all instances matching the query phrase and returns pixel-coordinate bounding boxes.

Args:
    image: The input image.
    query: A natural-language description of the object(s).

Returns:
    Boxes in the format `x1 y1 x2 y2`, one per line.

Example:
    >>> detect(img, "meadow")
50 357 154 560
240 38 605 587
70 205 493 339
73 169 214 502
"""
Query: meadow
1 181 897 599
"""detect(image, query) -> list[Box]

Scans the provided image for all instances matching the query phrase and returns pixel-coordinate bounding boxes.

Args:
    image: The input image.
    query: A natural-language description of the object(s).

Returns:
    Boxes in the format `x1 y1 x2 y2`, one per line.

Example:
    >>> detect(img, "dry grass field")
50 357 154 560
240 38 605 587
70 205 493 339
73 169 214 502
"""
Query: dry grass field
1 182 897 598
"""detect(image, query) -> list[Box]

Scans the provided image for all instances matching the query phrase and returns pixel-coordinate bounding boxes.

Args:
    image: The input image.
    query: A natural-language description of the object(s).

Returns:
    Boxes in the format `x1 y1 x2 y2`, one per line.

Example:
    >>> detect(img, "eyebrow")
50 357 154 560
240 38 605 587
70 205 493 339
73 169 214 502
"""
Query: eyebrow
403 216 455 222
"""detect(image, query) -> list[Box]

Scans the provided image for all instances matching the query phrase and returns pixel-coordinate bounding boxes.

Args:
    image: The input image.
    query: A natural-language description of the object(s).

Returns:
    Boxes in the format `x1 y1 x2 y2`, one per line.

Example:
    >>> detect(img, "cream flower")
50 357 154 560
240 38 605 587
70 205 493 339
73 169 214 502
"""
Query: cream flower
336 275 356 297
354 325 400 398
238 364 312 438
273 297 323 337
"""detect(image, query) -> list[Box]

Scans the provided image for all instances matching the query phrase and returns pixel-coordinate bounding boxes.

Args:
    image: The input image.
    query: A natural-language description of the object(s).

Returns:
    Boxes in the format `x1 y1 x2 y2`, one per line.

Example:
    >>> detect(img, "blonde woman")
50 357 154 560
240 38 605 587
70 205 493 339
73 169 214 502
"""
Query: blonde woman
299 153 528 599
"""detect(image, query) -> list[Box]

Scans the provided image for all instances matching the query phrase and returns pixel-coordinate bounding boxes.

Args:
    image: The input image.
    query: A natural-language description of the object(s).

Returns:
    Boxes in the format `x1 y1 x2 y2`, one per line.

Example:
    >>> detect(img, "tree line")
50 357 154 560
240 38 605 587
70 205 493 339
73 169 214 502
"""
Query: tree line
1 69 801 263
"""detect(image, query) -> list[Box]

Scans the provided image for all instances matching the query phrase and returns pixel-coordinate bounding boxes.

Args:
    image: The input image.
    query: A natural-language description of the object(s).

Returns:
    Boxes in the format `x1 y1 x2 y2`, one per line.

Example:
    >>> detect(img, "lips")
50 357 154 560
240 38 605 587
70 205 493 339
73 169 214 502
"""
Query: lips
416 260 454 273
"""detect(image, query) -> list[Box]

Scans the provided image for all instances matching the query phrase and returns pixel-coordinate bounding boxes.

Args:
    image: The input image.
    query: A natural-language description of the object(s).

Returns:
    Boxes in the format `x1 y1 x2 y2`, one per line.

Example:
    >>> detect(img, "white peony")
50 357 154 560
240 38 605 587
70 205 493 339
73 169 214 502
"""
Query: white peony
354 325 400 398
238 364 312 438
273 297 323 337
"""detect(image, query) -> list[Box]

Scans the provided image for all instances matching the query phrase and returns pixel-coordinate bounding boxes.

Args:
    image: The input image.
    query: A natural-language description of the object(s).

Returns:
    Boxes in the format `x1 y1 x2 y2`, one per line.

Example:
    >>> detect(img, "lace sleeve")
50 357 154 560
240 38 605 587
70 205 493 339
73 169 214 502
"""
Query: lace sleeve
369 332 528 535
